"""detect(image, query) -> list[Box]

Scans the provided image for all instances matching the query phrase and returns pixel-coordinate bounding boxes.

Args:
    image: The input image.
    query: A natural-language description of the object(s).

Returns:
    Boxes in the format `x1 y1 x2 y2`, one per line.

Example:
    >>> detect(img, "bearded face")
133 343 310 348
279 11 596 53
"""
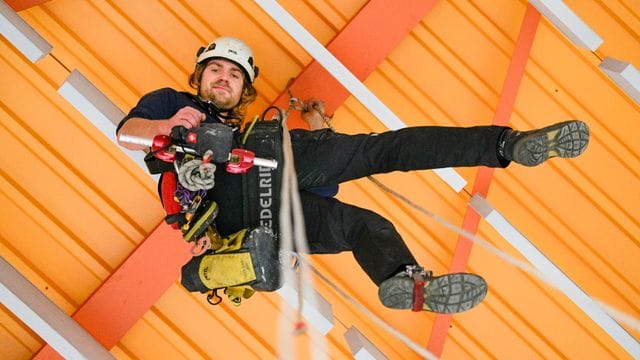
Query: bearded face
199 59 245 111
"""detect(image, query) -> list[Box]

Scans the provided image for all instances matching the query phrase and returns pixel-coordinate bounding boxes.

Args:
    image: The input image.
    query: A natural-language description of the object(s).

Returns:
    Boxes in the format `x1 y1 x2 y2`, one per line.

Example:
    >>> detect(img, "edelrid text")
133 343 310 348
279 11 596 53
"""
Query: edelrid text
258 166 273 229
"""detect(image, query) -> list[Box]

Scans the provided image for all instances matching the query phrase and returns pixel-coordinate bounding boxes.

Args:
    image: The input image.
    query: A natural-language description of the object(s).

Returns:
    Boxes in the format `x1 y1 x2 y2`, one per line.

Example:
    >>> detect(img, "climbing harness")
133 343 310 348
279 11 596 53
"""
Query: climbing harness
120 120 277 260
119 103 289 305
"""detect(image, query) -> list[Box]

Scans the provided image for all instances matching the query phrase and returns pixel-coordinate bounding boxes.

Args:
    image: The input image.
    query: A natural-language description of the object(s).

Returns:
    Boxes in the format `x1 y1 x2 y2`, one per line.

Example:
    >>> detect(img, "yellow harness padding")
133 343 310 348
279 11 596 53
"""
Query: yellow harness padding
214 228 247 253
197 228 258 304
224 286 256 306
199 252 256 289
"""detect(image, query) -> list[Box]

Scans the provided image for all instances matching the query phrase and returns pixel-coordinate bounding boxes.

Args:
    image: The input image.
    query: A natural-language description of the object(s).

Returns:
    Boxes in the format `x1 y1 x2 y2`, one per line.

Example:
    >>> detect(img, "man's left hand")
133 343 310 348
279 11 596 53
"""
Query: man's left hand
302 98 326 130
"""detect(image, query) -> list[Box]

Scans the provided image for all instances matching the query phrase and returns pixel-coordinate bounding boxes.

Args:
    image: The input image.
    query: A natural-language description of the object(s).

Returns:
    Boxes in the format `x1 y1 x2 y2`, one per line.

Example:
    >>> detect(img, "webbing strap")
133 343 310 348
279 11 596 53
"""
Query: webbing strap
412 276 425 312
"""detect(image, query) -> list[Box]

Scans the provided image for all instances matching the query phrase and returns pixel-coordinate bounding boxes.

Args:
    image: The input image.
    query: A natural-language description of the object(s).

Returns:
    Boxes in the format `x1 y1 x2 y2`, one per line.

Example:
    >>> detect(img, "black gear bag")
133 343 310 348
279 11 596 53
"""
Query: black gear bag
240 120 283 235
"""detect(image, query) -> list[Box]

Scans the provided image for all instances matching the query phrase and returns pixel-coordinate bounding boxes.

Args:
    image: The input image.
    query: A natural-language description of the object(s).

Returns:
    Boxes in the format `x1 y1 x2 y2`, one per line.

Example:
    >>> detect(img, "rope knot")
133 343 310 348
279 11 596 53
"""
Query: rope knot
178 159 216 191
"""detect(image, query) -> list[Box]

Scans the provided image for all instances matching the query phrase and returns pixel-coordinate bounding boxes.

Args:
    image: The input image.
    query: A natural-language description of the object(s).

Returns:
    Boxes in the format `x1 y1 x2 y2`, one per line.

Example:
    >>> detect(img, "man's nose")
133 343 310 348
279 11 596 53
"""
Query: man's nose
216 70 231 83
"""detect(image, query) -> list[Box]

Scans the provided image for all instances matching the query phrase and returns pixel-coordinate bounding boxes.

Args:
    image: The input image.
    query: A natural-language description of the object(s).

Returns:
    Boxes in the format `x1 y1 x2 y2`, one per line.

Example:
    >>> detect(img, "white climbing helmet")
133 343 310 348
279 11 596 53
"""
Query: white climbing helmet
196 36 259 83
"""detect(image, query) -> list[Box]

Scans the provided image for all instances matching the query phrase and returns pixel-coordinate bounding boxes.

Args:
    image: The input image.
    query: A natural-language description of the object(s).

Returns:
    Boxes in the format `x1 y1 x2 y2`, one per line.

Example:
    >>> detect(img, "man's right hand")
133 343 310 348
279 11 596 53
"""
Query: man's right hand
116 106 207 151
168 106 207 130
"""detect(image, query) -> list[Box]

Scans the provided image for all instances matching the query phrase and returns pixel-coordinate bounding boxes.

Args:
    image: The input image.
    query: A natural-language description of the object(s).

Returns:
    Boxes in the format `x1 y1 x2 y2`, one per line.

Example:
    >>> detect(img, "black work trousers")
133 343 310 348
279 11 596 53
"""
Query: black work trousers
291 125 509 285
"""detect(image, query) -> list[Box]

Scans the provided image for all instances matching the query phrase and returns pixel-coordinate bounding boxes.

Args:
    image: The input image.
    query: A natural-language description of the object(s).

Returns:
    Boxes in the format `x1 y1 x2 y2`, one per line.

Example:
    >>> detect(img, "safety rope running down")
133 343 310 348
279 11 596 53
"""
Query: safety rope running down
277 102 328 360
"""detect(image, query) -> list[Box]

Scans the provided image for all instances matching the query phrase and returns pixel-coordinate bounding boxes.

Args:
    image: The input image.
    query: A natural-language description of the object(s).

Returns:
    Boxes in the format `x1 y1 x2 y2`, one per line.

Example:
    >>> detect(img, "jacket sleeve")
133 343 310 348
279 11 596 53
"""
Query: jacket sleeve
115 87 179 134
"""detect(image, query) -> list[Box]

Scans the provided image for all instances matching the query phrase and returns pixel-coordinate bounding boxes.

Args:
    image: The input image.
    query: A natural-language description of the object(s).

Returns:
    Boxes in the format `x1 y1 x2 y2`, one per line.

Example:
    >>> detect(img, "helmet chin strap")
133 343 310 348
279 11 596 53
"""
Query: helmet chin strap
196 95 241 125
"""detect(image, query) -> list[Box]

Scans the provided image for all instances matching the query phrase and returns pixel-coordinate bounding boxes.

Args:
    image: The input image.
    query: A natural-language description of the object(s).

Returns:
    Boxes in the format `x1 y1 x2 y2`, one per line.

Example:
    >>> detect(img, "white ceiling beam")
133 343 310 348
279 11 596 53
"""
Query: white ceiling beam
528 0 603 51
276 273 334 336
0 0 52 62
0 256 114 359
344 326 388 360
58 69 150 174
599 57 640 105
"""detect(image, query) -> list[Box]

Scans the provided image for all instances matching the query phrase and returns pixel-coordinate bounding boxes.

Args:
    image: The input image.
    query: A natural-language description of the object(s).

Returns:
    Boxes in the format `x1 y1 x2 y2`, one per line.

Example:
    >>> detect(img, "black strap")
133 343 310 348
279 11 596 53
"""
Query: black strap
144 151 174 174
181 92 242 126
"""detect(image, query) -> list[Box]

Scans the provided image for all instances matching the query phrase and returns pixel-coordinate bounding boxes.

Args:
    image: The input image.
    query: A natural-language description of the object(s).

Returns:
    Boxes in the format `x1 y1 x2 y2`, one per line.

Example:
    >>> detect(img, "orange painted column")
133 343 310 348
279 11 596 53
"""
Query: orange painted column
34 224 192 359
33 1 439 357
271 0 440 124
427 4 541 356
5 0 51 11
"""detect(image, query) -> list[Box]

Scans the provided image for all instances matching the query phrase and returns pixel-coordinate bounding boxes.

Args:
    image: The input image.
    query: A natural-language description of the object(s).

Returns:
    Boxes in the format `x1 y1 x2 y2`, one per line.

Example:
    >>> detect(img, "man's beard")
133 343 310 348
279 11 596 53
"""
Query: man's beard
200 87 238 111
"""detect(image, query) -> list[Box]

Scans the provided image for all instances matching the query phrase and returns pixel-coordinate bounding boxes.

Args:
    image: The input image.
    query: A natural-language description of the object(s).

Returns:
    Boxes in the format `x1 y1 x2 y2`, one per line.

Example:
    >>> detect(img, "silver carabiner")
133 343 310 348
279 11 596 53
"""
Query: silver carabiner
288 97 307 112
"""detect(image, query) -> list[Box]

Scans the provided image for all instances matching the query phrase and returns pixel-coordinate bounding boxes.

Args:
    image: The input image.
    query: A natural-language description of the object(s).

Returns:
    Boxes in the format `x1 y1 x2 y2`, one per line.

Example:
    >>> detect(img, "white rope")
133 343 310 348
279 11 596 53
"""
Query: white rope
277 109 328 360
366 176 548 279
595 301 640 333
177 159 215 191
274 168 640 359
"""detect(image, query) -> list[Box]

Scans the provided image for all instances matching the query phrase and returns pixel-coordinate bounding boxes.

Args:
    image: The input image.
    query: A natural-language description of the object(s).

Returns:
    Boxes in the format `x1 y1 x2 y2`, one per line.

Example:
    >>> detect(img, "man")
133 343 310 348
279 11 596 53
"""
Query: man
117 36 589 313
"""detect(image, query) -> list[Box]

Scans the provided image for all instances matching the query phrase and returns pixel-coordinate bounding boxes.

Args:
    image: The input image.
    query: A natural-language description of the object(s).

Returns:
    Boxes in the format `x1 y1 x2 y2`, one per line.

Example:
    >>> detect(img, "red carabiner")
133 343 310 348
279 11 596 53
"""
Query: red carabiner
226 148 256 174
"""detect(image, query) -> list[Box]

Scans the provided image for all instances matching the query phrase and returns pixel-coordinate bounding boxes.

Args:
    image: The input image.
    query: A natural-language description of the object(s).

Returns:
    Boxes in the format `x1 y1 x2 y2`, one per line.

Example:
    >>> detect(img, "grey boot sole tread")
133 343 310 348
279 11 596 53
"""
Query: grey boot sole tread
378 273 488 314
513 120 589 167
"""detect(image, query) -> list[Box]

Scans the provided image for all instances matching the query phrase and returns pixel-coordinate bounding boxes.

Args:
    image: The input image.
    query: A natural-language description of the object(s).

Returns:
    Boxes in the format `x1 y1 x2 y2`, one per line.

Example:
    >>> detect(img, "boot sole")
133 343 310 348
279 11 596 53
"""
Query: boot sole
513 120 589 167
378 273 488 313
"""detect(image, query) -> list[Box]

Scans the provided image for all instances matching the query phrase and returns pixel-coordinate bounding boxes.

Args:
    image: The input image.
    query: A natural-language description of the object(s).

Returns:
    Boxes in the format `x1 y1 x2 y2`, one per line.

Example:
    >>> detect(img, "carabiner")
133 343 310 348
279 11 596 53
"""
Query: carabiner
288 97 307 112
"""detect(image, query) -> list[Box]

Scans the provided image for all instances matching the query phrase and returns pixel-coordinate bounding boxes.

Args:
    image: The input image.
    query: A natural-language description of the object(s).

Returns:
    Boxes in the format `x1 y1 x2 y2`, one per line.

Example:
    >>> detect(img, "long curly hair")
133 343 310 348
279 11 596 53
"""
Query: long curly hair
188 60 257 122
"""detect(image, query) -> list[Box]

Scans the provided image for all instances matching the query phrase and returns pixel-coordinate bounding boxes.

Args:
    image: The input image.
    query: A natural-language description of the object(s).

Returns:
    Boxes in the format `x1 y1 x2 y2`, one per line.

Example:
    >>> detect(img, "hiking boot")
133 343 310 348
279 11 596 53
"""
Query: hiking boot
498 120 589 167
378 269 488 314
